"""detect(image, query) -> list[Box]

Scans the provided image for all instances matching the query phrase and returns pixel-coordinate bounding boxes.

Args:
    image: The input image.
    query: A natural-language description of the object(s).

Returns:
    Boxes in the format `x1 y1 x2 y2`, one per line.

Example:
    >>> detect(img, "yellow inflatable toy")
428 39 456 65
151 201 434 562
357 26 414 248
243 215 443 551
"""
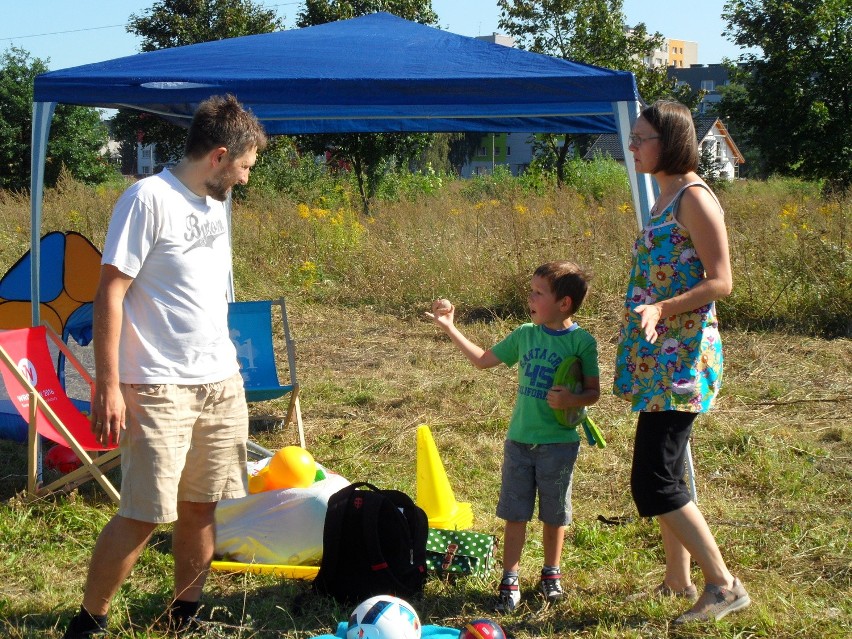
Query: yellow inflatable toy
266 446 317 490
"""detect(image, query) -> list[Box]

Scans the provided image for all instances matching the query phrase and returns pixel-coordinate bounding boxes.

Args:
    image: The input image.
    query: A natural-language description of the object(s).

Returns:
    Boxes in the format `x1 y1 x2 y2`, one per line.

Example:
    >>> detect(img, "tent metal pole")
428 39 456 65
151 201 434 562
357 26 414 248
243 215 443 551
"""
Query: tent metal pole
615 101 656 227
30 101 57 328
29 100 57 486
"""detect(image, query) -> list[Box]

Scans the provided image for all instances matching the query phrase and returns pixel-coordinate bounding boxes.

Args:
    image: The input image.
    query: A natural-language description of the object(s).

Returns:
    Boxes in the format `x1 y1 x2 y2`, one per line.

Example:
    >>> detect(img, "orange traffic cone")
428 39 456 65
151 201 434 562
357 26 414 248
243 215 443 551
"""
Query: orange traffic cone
416 424 473 530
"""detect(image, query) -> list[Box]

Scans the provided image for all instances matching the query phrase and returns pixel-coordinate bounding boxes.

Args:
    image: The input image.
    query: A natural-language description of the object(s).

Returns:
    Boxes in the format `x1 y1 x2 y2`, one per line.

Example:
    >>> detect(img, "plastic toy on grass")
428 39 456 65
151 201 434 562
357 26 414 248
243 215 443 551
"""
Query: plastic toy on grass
347 595 421 639
266 446 317 490
459 619 506 639
415 425 473 530
247 465 271 494
44 444 82 474
248 446 320 493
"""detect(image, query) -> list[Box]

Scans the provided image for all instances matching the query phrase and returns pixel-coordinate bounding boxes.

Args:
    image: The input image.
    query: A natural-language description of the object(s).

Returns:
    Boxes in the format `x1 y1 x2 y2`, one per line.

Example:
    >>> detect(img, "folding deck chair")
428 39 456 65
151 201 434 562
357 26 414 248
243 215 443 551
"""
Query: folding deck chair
0 325 120 503
228 299 305 448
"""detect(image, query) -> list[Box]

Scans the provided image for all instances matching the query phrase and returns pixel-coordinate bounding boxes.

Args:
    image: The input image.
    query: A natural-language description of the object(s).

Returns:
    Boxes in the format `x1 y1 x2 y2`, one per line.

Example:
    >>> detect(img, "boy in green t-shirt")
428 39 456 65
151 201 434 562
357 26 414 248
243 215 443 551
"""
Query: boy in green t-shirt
427 260 600 612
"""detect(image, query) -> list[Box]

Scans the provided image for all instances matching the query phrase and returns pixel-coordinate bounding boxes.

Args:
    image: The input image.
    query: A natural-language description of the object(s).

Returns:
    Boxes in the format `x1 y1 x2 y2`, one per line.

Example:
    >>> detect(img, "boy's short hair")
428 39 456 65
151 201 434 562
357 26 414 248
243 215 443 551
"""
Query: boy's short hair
184 94 268 160
534 261 591 315
640 100 699 175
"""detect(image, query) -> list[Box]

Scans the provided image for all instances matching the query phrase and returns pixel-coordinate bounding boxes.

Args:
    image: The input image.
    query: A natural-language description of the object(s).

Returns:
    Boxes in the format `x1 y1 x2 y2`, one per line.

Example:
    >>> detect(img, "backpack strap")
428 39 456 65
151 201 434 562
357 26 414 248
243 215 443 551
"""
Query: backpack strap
360 490 395 573
359 487 421 595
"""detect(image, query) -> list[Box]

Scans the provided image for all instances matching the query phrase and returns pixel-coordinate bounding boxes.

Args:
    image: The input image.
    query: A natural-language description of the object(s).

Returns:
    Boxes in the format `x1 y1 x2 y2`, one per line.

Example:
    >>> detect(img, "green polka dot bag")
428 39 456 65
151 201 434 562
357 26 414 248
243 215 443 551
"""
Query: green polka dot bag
425 528 497 578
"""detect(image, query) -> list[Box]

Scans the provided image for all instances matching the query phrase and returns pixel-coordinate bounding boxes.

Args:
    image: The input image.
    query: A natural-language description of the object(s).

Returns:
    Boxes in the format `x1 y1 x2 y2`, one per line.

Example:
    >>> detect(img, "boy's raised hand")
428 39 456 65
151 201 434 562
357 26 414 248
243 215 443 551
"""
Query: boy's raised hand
425 298 455 328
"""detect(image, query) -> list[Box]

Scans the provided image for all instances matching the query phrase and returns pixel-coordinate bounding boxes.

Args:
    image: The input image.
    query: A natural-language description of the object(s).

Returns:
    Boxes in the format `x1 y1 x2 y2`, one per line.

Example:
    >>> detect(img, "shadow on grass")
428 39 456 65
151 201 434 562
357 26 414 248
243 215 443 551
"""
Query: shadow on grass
0 439 121 505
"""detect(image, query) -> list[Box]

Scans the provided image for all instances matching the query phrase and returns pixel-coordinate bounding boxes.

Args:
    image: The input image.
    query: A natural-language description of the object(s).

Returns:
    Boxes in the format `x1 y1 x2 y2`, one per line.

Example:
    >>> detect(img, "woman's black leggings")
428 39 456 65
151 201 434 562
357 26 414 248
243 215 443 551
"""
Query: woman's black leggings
630 410 698 517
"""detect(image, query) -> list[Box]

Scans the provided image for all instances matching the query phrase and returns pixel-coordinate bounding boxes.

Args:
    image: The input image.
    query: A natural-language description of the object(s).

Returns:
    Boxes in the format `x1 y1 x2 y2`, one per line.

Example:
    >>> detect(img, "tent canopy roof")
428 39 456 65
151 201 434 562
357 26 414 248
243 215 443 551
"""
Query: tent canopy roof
34 12 639 135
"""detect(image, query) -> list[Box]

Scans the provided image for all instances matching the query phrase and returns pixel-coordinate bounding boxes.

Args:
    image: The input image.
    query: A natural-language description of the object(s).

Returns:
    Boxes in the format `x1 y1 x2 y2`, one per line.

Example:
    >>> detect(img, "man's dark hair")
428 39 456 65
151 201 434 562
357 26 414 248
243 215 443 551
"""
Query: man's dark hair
184 94 267 160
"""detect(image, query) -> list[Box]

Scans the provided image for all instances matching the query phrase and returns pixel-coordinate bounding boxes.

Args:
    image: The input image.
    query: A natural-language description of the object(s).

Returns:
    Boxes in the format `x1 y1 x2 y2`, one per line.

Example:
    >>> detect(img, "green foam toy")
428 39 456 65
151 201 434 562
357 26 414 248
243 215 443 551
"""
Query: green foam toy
552 356 607 449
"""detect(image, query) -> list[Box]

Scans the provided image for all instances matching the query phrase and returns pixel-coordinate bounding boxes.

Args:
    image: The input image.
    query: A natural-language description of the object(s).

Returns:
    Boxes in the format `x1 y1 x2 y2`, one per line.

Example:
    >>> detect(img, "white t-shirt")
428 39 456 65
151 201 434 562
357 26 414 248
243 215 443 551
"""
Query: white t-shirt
102 169 239 384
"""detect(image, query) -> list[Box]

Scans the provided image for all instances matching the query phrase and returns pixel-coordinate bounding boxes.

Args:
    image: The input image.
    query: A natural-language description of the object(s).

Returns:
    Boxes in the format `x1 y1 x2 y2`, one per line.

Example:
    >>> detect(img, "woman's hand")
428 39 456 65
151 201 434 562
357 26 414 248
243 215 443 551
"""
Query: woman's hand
634 302 663 343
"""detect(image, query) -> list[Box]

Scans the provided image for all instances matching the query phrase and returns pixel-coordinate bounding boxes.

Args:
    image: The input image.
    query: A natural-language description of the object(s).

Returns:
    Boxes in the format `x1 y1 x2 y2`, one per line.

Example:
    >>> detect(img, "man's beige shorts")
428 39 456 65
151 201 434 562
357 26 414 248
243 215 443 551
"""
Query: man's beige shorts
118 373 248 523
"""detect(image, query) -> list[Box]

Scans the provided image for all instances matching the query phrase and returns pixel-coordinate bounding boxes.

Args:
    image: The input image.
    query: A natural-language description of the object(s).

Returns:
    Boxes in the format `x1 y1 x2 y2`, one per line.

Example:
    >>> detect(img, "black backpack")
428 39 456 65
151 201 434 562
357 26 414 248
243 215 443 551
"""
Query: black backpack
312 481 428 604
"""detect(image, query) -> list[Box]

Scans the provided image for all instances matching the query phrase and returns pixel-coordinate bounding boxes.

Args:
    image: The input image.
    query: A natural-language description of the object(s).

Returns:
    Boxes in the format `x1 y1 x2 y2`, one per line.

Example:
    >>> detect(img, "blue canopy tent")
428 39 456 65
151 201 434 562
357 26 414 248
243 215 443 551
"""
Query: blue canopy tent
29 12 655 324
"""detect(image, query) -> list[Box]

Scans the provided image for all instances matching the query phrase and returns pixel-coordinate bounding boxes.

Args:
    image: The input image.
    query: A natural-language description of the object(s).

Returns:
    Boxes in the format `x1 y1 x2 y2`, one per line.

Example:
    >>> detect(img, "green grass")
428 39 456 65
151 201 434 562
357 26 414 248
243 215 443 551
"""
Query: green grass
0 171 850 637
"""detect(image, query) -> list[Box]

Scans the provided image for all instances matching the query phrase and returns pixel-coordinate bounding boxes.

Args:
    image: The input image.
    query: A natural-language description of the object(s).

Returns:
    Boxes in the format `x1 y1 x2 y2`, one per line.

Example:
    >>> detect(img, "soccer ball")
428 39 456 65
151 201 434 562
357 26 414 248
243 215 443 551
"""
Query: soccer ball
346 595 421 639
459 618 507 639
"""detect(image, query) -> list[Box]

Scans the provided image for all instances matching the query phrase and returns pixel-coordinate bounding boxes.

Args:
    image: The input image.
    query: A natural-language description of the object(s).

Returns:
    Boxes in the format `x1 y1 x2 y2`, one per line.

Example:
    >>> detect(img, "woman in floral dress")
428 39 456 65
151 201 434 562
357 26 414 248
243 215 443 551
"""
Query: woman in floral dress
613 100 751 623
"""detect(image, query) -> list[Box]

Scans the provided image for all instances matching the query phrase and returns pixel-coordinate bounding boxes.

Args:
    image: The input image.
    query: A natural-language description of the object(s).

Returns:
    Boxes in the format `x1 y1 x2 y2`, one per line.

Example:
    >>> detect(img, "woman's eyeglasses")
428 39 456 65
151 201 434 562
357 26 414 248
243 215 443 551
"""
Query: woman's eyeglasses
628 133 660 147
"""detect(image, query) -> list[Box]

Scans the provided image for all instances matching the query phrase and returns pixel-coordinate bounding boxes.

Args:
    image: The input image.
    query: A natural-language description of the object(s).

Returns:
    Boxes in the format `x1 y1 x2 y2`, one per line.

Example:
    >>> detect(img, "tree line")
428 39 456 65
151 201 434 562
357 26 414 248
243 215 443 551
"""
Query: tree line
2 0 849 203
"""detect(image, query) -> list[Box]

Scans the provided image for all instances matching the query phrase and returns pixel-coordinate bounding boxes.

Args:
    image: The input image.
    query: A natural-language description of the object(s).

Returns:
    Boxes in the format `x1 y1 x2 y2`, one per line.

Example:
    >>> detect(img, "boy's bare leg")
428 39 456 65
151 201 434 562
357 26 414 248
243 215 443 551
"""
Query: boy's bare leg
502 520 526 572
542 523 565 568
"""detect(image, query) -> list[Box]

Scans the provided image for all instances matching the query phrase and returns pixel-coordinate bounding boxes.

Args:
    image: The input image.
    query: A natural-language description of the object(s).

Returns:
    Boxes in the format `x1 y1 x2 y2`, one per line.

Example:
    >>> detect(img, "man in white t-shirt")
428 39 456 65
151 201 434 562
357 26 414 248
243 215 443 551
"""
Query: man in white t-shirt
63 94 267 639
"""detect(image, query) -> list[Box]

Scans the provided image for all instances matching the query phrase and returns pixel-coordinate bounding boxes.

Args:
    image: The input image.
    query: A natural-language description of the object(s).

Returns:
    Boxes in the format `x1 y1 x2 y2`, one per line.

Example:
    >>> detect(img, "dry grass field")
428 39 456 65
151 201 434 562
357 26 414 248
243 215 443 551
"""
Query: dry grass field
0 170 849 637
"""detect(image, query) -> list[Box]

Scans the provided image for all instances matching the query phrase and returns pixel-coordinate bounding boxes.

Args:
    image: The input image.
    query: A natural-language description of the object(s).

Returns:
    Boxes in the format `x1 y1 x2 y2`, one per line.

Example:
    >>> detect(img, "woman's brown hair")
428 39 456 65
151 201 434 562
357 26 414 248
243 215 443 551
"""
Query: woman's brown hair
641 100 698 175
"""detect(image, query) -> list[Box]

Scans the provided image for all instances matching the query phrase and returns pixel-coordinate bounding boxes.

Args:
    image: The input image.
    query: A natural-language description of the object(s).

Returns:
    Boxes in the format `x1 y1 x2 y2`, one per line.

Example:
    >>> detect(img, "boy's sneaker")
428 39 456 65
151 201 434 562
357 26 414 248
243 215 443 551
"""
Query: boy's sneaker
493 576 521 613
539 568 564 602
674 577 751 623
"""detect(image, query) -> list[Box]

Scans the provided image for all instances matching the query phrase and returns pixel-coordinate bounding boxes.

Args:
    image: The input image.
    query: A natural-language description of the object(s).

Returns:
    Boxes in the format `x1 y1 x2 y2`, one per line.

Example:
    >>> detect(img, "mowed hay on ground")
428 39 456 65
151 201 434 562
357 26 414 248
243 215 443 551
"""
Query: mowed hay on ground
0 300 849 639
0 171 850 637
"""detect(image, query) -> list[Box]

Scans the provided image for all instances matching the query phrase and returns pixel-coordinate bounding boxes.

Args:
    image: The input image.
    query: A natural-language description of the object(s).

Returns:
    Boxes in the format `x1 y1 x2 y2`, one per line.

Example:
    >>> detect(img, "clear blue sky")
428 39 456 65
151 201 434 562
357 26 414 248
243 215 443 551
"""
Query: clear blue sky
2 1 746 72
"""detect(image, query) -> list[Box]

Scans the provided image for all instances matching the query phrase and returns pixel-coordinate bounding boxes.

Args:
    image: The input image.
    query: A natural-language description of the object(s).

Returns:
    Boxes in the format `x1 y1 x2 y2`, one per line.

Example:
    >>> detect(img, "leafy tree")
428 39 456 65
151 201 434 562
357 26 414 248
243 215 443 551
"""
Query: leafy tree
112 0 283 163
0 47 116 192
497 0 697 184
719 0 852 190
303 131 432 215
295 0 438 214
129 0 282 50
697 144 723 185
297 0 437 25
447 133 486 176
412 133 452 174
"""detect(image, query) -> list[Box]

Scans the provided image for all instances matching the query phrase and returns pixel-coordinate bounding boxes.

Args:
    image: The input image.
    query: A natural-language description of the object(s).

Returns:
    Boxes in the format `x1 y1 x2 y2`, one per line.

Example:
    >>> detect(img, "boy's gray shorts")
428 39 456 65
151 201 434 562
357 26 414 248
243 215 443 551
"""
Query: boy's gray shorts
496 439 580 527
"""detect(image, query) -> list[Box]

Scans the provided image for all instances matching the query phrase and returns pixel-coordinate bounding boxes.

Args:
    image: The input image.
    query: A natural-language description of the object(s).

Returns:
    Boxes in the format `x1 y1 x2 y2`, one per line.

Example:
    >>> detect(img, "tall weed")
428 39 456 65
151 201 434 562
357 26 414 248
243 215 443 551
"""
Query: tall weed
2 170 849 337
721 178 851 337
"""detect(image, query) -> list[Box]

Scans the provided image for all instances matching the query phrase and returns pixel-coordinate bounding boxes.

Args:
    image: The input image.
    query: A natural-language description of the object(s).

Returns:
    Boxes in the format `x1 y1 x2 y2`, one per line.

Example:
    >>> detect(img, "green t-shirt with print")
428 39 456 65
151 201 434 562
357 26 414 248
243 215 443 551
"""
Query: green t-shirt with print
491 323 599 445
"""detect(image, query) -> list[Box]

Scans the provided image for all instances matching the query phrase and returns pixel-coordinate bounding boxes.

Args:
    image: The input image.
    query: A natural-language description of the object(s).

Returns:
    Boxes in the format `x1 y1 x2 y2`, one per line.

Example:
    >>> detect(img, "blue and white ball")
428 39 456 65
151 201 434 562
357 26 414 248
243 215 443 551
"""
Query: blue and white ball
346 595 421 639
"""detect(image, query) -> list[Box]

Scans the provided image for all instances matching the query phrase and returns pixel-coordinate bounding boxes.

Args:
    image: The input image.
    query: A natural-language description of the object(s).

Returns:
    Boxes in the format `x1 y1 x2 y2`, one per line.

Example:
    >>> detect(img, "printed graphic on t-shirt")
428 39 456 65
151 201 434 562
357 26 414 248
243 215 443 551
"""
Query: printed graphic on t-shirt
183 212 227 253
519 347 565 400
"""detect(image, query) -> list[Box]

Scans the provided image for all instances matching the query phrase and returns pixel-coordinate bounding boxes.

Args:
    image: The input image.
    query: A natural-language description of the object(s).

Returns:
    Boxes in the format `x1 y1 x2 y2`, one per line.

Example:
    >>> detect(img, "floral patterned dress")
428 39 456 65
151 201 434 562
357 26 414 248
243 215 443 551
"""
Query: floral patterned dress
613 182 724 413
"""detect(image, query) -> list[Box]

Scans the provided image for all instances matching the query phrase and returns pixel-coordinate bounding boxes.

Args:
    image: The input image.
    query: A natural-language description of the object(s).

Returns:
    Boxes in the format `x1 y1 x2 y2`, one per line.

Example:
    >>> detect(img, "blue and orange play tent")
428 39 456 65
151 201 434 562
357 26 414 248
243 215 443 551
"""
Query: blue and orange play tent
0 231 100 441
